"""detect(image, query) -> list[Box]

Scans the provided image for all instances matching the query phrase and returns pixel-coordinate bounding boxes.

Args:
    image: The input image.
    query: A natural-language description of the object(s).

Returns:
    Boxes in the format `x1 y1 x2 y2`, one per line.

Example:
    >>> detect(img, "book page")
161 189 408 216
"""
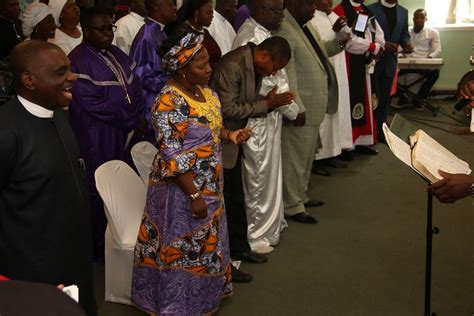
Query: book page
382 123 415 169
389 114 417 144
411 130 471 183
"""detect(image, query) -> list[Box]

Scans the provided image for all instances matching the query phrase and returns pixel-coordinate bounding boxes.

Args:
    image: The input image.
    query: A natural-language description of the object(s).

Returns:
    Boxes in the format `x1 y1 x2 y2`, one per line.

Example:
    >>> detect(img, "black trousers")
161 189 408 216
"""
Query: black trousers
223 148 251 255
398 69 440 100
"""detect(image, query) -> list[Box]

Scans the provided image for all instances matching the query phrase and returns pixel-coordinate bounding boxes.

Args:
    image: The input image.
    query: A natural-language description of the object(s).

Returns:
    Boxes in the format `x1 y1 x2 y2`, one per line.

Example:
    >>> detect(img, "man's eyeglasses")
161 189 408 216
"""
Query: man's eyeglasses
87 24 117 33
263 7 284 15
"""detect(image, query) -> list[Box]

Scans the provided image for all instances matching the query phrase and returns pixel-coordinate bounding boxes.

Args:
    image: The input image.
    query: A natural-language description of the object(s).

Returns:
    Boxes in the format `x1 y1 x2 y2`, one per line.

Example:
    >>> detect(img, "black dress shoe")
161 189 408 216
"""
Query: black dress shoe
289 212 318 224
325 158 348 169
338 151 354 161
231 266 253 283
311 166 331 176
354 145 379 155
304 199 325 208
232 251 267 264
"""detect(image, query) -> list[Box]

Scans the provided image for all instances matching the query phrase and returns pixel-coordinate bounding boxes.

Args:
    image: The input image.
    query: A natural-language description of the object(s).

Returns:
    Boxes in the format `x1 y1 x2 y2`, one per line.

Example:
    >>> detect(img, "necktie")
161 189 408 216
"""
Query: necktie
302 25 332 85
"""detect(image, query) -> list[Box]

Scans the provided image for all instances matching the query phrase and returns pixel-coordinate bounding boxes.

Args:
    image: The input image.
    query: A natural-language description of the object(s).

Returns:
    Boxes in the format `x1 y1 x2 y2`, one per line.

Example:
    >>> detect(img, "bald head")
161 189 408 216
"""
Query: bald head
10 40 76 110
10 41 59 87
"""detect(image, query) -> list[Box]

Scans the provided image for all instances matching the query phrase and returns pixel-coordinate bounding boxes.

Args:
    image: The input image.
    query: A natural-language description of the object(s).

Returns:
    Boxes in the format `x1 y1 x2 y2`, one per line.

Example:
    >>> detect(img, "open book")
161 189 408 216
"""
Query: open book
383 114 471 184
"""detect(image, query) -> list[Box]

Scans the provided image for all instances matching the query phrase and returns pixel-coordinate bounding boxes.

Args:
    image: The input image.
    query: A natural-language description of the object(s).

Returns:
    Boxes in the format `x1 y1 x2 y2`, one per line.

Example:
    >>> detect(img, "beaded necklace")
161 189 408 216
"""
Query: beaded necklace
89 47 132 104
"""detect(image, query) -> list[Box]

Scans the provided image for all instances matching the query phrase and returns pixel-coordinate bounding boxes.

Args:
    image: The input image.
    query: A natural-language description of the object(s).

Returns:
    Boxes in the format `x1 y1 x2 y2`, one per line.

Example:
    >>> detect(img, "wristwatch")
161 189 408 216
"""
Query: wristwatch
189 191 201 201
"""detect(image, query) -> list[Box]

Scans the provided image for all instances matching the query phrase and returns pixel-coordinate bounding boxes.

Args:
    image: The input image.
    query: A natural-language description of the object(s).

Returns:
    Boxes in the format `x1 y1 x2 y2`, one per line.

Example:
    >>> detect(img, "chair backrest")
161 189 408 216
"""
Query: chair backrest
131 141 158 185
95 160 146 248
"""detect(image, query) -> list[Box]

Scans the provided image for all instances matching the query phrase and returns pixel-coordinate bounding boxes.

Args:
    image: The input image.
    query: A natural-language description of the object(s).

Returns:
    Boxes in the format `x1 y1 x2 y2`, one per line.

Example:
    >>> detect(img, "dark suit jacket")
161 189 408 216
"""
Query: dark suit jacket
368 2 410 77
209 44 268 169
0 97 95 315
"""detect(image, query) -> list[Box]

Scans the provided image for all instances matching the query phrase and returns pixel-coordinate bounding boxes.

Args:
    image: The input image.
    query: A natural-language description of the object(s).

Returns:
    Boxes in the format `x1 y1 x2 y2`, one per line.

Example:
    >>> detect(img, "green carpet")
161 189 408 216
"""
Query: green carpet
95 100 474 316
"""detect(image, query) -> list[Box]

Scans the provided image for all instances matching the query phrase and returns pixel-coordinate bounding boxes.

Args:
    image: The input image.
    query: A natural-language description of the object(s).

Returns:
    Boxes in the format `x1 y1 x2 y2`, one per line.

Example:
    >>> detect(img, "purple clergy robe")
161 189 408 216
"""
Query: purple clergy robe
68 43 145 259
130 18 169 124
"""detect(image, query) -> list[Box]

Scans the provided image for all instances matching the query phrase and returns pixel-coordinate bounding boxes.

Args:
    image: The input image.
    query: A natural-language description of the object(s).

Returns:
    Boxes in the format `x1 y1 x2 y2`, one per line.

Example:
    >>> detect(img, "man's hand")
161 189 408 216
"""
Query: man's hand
229 128 252 145
265 86 296 110
427 170 473 203
384 42 399 54
459 80 474 107
293 112 306 127
401 43 414 54
190 196 207 219
332 17 347 33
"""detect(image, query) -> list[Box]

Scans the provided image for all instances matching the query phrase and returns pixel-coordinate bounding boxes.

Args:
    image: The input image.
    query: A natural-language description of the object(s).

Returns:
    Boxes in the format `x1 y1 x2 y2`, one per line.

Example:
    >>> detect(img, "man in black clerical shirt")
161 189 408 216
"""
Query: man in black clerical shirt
0 41 96 316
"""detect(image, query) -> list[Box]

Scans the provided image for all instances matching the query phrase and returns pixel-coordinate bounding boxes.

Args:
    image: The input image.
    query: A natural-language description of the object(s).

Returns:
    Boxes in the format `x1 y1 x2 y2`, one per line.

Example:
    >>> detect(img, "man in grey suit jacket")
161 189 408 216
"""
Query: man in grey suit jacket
274 0 342 224
368 0 412 139
210 36 294 265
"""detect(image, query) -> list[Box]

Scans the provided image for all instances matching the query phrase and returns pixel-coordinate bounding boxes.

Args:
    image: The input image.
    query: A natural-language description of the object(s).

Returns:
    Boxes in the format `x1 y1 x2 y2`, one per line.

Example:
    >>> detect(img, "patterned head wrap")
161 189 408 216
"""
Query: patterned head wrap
162 32 204 73
21 3 53 37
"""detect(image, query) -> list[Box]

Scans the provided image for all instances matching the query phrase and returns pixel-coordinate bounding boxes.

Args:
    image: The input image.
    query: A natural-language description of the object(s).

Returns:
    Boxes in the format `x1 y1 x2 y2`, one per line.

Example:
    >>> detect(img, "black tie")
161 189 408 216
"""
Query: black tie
302 25 332 85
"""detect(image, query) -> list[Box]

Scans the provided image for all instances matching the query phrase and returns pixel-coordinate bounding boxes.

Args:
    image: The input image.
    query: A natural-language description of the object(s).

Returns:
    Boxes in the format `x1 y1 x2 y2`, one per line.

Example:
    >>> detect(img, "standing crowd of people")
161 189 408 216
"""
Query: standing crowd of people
1 0 472 315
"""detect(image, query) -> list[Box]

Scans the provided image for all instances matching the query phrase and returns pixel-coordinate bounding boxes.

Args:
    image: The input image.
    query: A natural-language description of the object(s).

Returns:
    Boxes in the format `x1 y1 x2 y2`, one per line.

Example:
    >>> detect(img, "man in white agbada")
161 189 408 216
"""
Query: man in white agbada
310 0 353 165
232 0 298 254
112 0 146 55
207 0 237 55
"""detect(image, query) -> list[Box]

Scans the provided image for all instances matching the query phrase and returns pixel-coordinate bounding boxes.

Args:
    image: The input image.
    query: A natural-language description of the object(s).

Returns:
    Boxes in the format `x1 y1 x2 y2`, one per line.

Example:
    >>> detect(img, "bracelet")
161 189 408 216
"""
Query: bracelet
189 191 201 201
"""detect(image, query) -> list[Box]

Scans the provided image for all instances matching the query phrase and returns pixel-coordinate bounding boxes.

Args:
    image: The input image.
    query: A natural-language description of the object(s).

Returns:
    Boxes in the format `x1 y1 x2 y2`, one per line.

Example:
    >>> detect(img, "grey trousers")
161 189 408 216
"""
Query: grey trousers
281 123 320 216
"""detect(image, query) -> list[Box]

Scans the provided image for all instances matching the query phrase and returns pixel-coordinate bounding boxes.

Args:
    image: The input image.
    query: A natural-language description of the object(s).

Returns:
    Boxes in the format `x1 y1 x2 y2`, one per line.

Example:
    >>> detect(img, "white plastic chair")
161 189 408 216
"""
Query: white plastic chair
131 141 158 185
95 160 147 305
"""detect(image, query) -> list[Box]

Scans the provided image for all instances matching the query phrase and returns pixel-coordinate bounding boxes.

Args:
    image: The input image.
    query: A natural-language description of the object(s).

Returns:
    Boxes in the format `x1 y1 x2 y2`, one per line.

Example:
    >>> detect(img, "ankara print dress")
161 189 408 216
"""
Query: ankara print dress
131 85 233 315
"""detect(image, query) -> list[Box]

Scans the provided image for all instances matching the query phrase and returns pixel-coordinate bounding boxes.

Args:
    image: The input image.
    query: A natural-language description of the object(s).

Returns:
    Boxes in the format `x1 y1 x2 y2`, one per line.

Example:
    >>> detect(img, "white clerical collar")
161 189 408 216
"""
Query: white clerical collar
17 95 54 118
381 0 396 8
130 11 145 21
350 0 362 7
148 17 165 30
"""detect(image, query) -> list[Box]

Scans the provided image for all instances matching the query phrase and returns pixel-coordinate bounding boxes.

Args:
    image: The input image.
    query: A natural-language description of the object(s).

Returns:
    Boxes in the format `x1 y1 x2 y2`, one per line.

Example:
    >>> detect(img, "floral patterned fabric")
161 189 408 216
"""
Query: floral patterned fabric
131 85 232 315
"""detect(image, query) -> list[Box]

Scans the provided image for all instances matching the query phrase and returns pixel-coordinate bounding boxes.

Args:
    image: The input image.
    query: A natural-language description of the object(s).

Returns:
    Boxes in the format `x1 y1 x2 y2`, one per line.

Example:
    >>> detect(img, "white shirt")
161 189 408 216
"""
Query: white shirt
408 26 441 58
49 27 83 56
113 11 145 55
206 10 236 55
17 95 54 118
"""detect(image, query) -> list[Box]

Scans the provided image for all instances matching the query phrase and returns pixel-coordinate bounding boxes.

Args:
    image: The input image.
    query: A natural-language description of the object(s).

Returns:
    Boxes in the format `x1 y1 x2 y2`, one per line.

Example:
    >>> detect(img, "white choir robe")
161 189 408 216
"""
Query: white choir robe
113 12 145 55
338 8 385 146
232 17 299 250
311 10 353 159
206 10 236 55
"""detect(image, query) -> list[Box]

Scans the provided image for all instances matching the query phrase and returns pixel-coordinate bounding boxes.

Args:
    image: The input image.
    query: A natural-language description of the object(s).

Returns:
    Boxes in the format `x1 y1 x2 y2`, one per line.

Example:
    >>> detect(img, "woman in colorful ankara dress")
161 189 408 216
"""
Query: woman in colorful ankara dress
131 32 252 315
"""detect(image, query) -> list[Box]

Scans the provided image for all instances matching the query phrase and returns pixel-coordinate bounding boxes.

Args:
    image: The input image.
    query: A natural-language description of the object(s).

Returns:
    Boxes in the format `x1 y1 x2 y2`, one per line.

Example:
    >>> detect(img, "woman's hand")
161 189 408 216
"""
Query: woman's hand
190 196 207 219
229 128 252 145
